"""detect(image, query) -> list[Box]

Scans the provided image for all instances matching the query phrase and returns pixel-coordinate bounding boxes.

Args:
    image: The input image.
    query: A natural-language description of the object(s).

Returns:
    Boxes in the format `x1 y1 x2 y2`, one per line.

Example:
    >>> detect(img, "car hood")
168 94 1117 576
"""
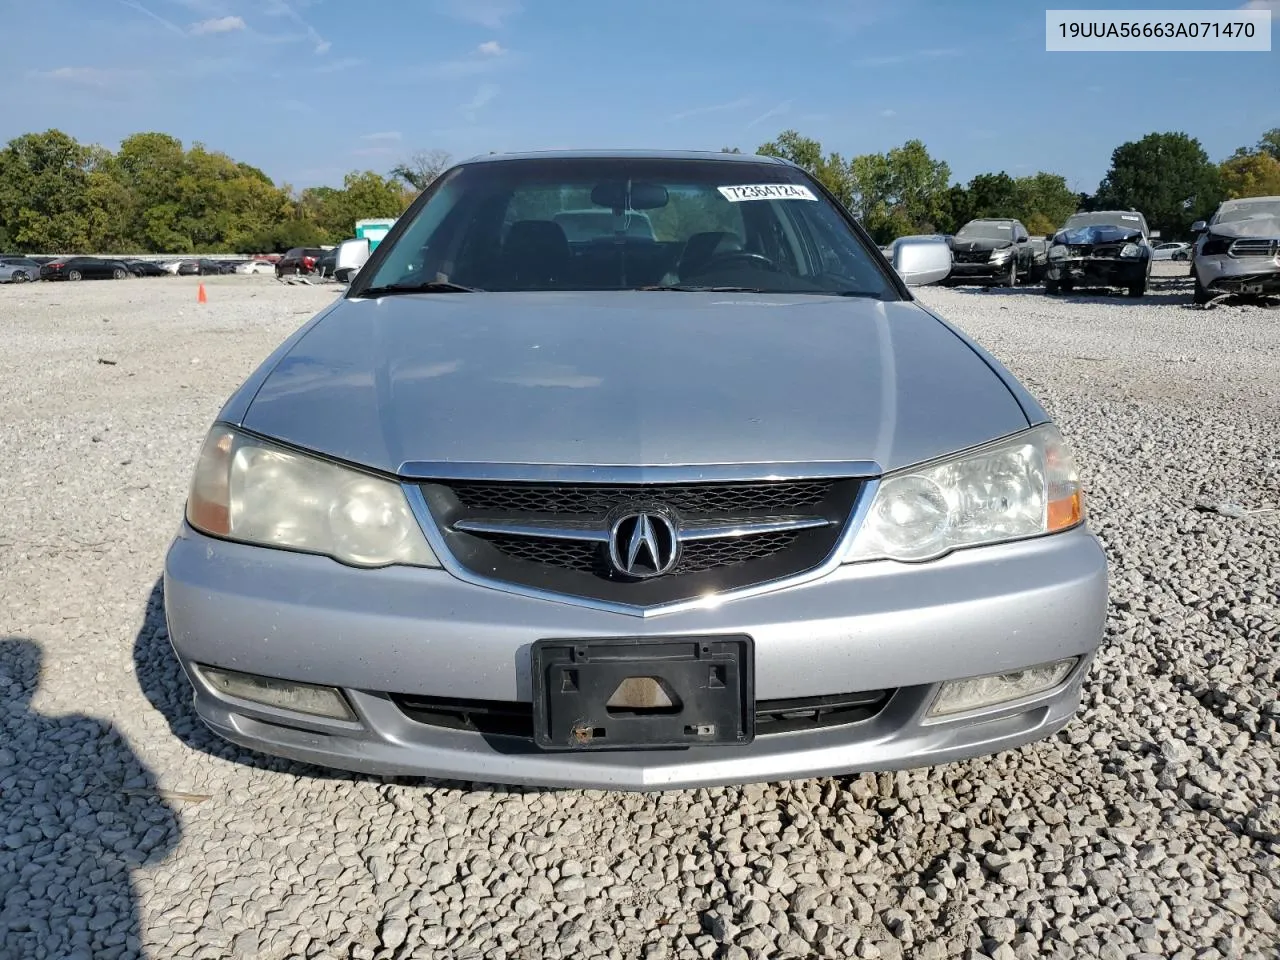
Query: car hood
952 237 1013 252
1209 214 1280 239
239 292 1030 475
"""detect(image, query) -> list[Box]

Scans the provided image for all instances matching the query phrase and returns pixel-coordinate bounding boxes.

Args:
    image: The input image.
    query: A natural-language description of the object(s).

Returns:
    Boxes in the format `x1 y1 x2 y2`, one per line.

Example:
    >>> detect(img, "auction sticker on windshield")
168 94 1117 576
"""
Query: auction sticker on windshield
718 184 818 202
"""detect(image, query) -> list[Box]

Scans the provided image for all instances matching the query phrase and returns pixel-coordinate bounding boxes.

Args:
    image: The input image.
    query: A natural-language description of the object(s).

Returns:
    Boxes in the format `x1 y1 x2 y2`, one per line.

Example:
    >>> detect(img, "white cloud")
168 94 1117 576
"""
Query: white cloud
361 131 403 142
477 40 506 56
434 0 521 29
746 100 792 129
1239 0 1279 9
881 108 896 118
37 66 139 88
192 15 246 34
313 57 364 74
460 83 499 120
667 97 753 123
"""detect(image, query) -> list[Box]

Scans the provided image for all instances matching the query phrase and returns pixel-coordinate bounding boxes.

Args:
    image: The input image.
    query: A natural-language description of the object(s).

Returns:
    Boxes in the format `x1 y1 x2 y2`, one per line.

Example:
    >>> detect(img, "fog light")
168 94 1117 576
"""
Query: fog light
198 665 355 720
928 658 1078 718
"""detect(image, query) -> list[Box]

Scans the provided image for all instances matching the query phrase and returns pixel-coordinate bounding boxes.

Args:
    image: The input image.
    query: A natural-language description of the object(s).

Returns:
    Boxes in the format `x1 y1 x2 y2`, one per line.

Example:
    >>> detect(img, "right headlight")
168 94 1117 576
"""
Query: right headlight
844 424 1084 563
186 425 440 569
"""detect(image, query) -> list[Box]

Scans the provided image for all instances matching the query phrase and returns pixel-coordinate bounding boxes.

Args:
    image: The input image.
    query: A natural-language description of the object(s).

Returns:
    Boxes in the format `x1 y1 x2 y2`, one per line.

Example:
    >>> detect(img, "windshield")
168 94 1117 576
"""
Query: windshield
1062 211 1148 234
955 220 1014 240
1215 198 1280 222
355 157 896 298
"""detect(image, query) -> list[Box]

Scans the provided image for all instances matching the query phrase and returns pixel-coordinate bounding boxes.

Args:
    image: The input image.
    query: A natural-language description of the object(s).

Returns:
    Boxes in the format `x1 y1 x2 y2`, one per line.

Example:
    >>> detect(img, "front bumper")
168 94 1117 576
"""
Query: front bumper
1046 257 1145 288
163 524 1109 789
1194 254 1280 294
947 261 1010 282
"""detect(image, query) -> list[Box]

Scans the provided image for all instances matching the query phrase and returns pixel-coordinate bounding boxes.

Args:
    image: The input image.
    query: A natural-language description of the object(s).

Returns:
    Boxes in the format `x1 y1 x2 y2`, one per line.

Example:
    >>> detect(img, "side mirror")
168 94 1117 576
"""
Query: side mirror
335 238 371 279
892 236 952 287
1015 233 1029 243
1190 221 1207 234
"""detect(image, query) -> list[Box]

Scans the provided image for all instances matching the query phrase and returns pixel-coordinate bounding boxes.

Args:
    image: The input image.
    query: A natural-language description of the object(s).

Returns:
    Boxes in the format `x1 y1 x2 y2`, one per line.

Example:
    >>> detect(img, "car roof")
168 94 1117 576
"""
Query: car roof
459 149 792 166
1219 195 1280 209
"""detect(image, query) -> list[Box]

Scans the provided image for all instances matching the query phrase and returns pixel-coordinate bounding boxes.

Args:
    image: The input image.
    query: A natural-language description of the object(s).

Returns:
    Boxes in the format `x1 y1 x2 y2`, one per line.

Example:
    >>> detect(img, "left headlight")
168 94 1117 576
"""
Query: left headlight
988 247 1013 262
186 425 441 568
1119 243 1143 259
843 424 1084 563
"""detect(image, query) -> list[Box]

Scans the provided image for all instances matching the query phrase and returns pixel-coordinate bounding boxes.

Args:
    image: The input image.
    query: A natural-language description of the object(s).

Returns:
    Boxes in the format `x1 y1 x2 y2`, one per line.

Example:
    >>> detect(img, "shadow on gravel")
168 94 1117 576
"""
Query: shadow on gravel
0 637 178 960
133 578 545 796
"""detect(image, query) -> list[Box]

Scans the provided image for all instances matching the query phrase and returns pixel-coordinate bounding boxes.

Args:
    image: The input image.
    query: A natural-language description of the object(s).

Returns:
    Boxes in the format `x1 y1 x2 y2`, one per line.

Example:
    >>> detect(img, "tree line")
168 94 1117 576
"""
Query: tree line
2 126 1277 254
742 126 1280 243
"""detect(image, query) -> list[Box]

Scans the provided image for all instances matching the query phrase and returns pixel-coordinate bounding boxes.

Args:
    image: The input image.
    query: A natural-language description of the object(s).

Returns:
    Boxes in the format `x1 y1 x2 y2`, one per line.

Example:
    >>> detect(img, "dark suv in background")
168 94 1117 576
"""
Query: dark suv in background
275 247 326 277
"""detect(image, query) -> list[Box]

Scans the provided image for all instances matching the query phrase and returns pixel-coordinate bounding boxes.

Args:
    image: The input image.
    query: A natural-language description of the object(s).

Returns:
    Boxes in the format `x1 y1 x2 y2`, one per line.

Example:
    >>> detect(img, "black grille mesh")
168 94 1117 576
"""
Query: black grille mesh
448 480 833 517
473 531 801 575
482 534 601 572
674 533 798 574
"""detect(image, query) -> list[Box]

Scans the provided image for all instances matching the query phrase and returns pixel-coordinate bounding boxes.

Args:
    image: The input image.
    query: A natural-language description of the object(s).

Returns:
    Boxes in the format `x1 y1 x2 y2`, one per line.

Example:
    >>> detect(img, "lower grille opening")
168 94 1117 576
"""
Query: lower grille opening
391 689 893 740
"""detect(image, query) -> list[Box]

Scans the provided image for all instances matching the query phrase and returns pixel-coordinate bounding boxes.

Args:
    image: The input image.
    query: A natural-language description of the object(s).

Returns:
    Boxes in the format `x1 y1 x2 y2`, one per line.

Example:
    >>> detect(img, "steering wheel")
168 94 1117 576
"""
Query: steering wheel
704 250 781 272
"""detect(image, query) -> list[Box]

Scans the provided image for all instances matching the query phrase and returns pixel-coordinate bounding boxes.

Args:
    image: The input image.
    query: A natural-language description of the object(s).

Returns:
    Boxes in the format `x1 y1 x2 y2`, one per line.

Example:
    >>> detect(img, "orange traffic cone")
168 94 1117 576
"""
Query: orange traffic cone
197 283 208 304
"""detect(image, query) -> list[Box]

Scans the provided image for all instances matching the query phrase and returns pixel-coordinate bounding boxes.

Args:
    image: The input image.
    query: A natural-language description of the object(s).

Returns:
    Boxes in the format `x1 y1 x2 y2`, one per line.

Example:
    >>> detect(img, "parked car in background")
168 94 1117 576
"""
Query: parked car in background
164 149 1106 790
1045 211 1153 297
235 259 276 275
39 257 132 281
1190 196 1280 304
172 259 226 276
946 218 1038 286
0 257 44 282
1151 242 1191 262
125 259 170 277
275 247 325 277
313 247 340 278
216 260 242 274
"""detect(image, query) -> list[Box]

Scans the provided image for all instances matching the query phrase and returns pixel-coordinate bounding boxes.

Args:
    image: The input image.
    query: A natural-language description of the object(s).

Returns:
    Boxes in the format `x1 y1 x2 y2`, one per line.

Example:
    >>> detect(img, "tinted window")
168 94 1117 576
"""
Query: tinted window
1062 212 1148 235
956 221 1014 241
1215 198 1280 223
357 157 895 298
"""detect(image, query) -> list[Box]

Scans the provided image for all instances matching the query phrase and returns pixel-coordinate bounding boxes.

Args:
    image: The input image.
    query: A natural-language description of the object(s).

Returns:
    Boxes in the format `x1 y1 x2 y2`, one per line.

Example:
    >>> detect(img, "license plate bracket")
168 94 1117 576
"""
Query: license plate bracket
530 636 754 750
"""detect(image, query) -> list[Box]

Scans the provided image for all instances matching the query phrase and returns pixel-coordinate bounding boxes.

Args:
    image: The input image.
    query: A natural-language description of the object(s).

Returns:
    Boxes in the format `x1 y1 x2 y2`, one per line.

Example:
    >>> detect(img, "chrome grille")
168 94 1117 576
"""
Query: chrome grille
1230 238 1279 259
953 249 990 264
447 480 833 515
416 474 864 608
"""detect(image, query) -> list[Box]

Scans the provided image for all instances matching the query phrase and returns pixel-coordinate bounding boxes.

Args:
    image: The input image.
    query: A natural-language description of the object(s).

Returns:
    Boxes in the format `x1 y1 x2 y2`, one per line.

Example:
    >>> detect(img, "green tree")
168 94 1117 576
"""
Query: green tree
1015 172 1078 234
1260 128 1280 162
846 140 950 243
1219 150 1280 199
961 172 1019 219
0 130 96 251
390 149 452 192
1095 132 1222 238
757 130 853 207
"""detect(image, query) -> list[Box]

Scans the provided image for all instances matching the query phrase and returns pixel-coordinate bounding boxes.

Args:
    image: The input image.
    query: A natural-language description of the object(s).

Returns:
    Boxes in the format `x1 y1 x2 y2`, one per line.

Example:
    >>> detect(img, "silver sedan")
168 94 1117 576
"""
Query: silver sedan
0 257 43 282
164 150 1108 790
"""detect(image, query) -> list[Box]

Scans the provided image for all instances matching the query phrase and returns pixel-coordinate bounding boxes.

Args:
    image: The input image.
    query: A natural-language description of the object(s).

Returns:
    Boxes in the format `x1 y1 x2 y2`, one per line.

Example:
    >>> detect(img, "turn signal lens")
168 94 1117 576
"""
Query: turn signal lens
186 427 234 535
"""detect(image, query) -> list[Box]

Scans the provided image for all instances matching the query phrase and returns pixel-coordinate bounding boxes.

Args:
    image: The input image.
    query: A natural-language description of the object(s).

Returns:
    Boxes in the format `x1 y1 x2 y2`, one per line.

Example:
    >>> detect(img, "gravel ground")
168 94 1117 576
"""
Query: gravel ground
1 266 1277 960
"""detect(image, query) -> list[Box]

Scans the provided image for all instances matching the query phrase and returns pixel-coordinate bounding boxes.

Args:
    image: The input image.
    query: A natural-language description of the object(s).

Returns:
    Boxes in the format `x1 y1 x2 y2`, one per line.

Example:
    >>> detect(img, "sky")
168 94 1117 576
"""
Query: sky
1 0 1277 193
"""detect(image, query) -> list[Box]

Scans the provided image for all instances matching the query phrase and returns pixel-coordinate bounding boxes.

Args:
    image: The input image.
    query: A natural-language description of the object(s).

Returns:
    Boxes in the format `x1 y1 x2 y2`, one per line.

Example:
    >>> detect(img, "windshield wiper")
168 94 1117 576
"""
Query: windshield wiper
358 280 480 297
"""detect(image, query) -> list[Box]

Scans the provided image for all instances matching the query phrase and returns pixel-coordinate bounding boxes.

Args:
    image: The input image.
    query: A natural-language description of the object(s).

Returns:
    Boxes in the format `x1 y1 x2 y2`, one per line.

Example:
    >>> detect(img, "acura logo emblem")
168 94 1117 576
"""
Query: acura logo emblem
608 511 679 579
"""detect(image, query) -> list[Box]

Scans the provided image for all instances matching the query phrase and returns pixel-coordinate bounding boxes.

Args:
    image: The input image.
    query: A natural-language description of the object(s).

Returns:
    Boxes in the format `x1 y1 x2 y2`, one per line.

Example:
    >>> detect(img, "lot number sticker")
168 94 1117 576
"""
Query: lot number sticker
718 183 818 202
